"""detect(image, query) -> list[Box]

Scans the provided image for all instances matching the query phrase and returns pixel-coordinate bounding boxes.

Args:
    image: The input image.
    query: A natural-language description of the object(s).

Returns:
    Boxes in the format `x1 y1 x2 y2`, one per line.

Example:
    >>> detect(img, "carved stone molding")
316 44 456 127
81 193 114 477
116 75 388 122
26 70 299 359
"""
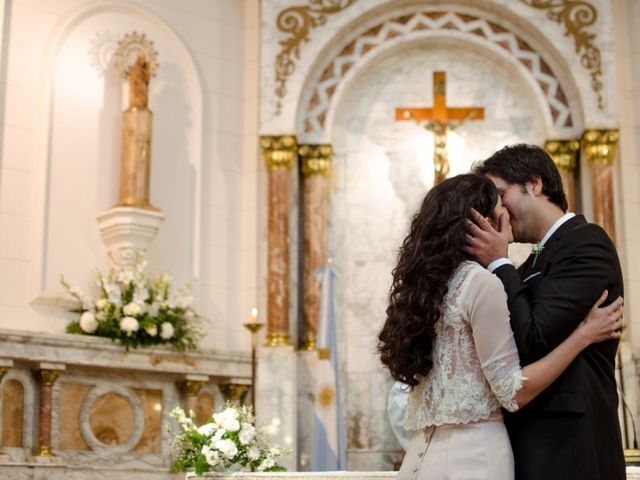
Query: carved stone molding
520 0 603 108
274 0 357 114
304 10 574 136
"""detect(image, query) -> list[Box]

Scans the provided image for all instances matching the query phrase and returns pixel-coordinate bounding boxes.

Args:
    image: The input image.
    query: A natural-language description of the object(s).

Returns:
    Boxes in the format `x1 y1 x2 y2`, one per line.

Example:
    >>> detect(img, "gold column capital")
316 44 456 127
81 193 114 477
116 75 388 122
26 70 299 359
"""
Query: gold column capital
298 144 332 177
177 380 205 397
261 135 297 170
545 139 580 173
218 382 250 405
582 129 619 166
33 369 61 386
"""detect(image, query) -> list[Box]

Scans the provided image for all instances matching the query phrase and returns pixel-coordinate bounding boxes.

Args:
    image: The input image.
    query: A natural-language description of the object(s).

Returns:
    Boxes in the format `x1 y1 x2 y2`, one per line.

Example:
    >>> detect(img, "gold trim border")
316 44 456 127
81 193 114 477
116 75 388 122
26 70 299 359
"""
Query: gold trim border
520 0 603 109
274 0 357 115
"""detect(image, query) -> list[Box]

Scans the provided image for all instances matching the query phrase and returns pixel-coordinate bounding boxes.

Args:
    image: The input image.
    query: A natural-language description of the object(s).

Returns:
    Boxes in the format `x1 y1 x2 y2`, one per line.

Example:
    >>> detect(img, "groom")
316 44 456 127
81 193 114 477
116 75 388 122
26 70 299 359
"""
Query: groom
465 144 625 480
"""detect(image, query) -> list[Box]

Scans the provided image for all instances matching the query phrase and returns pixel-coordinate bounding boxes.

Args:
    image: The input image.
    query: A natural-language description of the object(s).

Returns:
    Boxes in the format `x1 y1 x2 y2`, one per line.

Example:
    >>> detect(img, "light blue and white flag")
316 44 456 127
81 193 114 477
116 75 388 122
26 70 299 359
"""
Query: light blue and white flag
311 261 347 471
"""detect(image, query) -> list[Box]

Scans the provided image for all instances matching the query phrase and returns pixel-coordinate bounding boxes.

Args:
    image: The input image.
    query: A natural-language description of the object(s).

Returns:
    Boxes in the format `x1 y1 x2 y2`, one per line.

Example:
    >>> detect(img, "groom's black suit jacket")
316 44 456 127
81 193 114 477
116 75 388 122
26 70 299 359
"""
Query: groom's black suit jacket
494 215 625 480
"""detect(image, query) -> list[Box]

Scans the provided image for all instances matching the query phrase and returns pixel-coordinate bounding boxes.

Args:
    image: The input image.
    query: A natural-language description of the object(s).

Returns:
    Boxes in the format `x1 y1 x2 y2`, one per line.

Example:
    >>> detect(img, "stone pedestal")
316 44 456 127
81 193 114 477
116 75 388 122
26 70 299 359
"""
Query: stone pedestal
256 346 297 471
96 206 164 267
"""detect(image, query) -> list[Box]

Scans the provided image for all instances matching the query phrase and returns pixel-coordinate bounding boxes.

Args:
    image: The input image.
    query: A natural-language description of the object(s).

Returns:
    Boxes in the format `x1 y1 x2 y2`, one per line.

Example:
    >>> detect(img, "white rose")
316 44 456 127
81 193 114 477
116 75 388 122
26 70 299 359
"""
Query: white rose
197 423 217 437
79 311 98 333
213 408 240 432
160 322 174 339
96 298 108 310
120 316 139 334
239 424 256 445
211 427 226 442
201 445 220 466
145 324 158 336
184 310 195 320
213 438 237 459
123 302 141 316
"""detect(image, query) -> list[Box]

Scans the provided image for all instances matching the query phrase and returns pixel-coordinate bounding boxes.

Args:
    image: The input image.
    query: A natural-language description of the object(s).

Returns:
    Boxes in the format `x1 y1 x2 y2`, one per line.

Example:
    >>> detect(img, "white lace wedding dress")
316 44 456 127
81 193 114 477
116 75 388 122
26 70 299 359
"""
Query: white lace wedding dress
398 260 524 480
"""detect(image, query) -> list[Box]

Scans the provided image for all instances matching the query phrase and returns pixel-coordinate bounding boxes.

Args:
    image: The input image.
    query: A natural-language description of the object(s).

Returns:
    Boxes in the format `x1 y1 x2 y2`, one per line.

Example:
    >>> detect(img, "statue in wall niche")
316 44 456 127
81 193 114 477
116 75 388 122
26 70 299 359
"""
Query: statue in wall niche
113 32 159 210
129 53 151 109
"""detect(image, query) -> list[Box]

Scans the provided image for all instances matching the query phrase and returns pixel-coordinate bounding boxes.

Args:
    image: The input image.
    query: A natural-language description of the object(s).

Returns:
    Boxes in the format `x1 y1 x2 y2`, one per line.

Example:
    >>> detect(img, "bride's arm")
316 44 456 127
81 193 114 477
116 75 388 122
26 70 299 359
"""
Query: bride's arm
514 290 622 408
466 270 622 412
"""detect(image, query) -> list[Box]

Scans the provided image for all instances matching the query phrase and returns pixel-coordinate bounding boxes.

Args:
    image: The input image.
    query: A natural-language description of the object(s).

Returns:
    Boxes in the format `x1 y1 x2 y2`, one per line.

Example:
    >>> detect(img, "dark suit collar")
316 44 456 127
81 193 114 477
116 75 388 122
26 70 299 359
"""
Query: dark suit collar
518 215 585 276
544 214 585 245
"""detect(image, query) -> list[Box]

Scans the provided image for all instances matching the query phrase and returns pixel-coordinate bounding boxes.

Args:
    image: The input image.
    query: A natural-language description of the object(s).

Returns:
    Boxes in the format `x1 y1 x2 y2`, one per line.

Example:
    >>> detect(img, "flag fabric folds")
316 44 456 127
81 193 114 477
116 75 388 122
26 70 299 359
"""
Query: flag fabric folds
311 262 347 471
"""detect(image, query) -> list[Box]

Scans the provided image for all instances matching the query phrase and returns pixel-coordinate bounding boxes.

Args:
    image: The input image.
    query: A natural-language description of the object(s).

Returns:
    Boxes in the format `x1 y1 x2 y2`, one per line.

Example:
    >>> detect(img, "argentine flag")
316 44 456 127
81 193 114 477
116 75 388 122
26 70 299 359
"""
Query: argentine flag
311 262 347 470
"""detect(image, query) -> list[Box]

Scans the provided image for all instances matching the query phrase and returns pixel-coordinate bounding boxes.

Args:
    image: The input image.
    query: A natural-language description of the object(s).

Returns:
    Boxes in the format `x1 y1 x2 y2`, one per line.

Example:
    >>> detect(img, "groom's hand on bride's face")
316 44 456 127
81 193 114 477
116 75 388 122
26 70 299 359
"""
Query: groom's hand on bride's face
463 208 510 267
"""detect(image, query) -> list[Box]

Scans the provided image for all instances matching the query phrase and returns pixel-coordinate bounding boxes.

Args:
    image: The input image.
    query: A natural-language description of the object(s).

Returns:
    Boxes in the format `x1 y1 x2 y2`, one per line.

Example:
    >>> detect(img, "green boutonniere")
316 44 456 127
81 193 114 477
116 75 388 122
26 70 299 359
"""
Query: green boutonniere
531 243 544 267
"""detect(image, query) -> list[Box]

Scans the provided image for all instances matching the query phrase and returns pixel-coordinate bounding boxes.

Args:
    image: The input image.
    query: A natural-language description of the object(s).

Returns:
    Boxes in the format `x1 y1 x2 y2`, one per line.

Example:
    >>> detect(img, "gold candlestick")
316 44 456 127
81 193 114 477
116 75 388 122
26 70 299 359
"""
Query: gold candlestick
243 308 264 416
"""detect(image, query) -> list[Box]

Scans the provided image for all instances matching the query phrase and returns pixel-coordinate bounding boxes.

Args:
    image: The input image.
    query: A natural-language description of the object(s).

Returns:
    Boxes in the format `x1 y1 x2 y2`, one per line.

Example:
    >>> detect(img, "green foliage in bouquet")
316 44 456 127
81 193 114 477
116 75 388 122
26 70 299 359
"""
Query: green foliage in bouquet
61 256 203 350
170 404 288 474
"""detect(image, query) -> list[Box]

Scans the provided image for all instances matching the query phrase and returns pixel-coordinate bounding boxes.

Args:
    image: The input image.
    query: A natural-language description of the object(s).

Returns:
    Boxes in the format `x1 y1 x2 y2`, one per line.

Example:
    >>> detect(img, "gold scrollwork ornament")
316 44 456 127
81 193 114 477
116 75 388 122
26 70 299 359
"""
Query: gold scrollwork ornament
520 0 603 108
274 0 357 114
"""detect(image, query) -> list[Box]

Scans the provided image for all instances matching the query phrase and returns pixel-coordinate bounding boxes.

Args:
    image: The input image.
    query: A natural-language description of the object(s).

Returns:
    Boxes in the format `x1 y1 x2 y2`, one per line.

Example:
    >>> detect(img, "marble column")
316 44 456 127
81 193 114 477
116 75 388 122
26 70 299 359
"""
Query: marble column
260 135 297 347
545 139 580 213
177 374 208 416
218 382 250 406
298 144 332 350
33 363 64 457
581 129 619 242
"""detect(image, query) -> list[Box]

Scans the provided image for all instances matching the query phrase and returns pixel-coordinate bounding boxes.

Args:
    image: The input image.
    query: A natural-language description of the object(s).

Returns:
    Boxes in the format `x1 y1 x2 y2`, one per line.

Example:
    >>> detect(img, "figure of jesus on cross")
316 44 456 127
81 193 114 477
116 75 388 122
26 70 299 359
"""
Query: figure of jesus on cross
395 72 485 185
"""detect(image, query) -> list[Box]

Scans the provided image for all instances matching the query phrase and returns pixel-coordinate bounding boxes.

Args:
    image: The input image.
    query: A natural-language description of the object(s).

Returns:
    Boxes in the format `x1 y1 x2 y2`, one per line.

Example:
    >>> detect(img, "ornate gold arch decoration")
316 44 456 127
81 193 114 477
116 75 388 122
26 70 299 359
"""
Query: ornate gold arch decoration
274 0 357 115
520 0 603 109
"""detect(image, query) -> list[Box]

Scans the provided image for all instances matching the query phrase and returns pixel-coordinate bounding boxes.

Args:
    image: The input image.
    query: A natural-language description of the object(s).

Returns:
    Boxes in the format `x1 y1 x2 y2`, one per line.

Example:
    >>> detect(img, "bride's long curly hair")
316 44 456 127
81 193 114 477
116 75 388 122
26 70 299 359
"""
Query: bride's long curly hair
378 173 499 388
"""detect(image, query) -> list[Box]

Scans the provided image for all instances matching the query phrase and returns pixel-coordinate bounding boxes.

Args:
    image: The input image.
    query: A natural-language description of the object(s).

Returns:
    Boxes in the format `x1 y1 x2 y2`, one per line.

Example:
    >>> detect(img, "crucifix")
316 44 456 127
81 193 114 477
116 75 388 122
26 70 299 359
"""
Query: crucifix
395 71 485 185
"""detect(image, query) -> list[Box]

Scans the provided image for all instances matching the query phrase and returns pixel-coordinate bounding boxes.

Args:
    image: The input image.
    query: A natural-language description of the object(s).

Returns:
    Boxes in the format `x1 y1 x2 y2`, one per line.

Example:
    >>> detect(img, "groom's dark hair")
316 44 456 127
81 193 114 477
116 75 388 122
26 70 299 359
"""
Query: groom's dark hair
473 143 568 212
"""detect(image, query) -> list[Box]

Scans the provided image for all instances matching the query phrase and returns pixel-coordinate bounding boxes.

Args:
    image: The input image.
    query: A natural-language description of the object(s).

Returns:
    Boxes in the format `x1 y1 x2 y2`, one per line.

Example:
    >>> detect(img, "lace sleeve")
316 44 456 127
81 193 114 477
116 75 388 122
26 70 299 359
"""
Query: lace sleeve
463 268 525 412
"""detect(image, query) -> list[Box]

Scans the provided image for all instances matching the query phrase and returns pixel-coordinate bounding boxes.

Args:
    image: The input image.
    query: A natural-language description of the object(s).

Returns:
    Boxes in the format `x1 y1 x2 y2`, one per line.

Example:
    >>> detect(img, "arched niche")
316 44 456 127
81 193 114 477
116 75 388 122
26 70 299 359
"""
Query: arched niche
32 3 204 315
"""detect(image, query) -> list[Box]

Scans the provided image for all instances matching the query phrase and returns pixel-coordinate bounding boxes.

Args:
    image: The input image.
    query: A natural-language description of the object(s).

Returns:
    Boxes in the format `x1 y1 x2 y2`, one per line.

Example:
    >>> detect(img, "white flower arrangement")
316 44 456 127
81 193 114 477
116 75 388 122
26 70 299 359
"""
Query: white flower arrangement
170 404 288 474
61 256 203 350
